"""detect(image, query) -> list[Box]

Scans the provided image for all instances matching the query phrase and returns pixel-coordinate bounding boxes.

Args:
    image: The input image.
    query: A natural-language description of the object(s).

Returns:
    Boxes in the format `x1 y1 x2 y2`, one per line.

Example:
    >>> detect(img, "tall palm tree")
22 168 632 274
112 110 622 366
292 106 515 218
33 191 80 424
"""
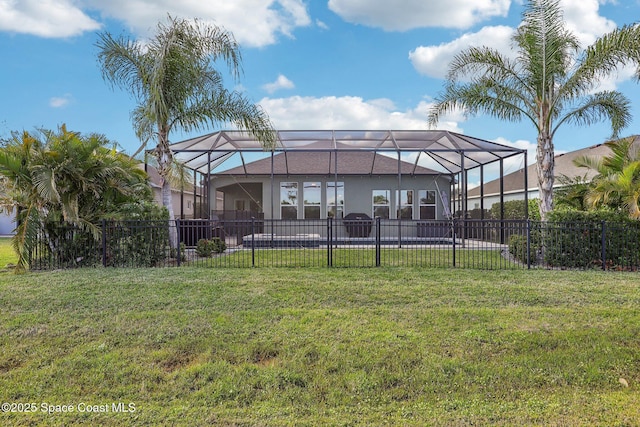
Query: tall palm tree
574 136 640 218
428 0 640 220
96 15 276 248
0 125 151 271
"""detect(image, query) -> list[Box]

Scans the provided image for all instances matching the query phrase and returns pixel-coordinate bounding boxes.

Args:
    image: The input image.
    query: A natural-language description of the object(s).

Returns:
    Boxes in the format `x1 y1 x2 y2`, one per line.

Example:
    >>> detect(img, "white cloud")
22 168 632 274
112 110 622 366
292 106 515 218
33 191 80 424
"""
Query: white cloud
49 94 73 108
0 0 311 44
561 0 617 46
258 95 464 131
409 26 515 79
316 19 329 30
263 74 295 94
492 136 537 160
463 136 535 180
0 0 101 37
328 0 511 31
410 0 633 90
85 0 311 47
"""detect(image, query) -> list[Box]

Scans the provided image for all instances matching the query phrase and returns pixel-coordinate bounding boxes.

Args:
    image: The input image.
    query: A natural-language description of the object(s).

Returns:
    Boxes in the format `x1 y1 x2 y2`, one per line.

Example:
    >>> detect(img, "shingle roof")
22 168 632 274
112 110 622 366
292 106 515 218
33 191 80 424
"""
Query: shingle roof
214 151 441 176
467 136 640 197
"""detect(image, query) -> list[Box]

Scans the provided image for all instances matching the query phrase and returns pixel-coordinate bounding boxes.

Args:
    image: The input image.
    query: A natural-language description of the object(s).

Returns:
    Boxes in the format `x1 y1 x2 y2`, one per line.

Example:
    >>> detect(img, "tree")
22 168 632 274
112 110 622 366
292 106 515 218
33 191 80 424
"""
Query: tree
553 174 591 211
0 125 152 271
573 136 640 218
96 15 276 248
428 0 640 220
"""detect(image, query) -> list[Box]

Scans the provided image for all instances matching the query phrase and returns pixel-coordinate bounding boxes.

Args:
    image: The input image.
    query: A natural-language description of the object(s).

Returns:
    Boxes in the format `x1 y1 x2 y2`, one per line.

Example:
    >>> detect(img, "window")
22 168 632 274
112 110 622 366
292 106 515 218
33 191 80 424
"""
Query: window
396 190 414 219
327 182 344 218
280 182 298 219
372 190 390 219
419 190 436 219
304 182 321 219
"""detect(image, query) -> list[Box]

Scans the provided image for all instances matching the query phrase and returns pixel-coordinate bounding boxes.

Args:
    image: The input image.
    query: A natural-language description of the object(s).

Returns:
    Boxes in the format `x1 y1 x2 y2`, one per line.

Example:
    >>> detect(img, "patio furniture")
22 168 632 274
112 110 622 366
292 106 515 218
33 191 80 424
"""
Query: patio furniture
343 213 373 238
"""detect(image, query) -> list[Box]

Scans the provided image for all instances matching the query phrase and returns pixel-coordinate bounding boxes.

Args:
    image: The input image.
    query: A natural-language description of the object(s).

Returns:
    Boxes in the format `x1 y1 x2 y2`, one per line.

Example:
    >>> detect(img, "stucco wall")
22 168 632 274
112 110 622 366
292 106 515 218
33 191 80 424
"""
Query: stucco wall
211 174 453 221
0 212 15 235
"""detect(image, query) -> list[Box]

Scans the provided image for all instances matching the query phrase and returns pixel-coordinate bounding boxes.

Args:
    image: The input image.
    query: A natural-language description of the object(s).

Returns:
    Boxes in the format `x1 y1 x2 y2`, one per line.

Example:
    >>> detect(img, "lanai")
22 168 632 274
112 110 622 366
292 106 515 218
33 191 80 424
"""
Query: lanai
166 129 528 221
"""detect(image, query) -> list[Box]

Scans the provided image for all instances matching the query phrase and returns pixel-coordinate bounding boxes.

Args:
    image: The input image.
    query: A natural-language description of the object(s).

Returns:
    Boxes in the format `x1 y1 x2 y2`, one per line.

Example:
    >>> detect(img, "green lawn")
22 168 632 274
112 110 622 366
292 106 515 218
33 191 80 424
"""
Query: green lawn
1 267 639 426
0 237 17 270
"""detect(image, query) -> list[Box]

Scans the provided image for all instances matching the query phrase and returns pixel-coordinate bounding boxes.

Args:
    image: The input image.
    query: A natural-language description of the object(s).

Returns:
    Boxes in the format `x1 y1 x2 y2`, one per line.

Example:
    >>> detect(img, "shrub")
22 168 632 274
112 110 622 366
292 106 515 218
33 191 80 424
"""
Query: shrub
170 242 187 262
544 209 640 269
489 199 540 220
196 238 226 257
508 234 531 265
104 202 171 267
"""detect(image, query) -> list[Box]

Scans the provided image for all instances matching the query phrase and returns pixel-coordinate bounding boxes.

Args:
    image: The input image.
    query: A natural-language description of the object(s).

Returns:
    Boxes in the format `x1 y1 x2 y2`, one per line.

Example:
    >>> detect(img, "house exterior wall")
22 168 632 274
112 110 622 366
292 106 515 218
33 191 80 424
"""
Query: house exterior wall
0 212 15 235
468 190 535 212
151 186 199 218
210 174 453 221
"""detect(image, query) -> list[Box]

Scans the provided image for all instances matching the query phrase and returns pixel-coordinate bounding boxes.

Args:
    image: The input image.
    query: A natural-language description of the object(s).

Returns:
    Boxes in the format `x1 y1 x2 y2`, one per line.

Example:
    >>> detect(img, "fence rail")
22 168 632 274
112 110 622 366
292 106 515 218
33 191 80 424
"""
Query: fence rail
27 218 640 271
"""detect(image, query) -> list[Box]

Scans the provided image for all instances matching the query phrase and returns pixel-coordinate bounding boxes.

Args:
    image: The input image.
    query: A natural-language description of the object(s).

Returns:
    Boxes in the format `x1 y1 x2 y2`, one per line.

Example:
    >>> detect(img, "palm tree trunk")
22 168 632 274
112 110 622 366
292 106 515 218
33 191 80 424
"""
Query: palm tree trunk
536 132 555 221
161 177 178 249
156 128 178 250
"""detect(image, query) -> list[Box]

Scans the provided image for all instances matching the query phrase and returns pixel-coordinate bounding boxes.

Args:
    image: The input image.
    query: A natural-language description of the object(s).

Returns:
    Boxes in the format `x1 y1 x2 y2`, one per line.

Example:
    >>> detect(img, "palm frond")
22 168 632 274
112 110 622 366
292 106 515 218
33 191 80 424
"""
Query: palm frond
554 91 631 138
12 203 42 273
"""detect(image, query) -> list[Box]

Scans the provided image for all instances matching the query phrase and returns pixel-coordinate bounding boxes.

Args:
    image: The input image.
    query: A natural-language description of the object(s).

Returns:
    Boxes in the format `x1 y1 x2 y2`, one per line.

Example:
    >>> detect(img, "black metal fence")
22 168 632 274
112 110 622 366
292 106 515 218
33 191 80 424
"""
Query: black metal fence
27 218 640 271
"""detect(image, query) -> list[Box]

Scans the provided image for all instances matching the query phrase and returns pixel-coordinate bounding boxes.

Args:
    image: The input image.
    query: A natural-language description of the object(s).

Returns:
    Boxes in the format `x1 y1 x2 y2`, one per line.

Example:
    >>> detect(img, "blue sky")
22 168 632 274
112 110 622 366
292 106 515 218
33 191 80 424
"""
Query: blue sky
2 0 640 178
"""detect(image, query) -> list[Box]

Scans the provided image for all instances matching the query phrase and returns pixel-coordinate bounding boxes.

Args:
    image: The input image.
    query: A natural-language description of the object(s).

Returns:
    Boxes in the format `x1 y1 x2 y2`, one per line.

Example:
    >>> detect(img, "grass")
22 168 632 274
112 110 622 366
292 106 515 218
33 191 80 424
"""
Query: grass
1 267 639 426
0 237 17 270
187 247 518 269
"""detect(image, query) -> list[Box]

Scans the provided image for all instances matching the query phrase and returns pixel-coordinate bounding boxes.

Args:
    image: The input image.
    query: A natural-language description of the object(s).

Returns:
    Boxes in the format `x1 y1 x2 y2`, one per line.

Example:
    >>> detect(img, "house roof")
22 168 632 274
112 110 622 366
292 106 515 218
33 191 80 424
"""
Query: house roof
467 136 640 197
167 130 526 176
140 163 201 195
214 151 441 176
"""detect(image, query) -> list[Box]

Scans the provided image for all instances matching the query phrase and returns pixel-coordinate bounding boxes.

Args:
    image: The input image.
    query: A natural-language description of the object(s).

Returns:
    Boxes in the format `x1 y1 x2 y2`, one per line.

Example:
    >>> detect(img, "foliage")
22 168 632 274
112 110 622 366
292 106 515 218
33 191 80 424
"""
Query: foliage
104 204 171 268
428 0 640 220
572 136 640 218
554 174 591 211
196 237 226 257
170 242 187 263
1 267 639 425
96 15 276 248
508 234 537 265
0 125 152 271
543 209 640 269
489 199 540 220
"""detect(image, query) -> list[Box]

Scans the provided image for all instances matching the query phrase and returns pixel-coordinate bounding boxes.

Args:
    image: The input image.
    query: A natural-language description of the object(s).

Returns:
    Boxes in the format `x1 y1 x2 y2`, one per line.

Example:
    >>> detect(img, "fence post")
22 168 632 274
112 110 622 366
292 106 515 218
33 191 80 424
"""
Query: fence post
601 220 606 271
251 217 256 268
175 219 181 267
526 219 531 270
452 219 456 267
376 216 381 267
102 219 107 268
327 217 333 267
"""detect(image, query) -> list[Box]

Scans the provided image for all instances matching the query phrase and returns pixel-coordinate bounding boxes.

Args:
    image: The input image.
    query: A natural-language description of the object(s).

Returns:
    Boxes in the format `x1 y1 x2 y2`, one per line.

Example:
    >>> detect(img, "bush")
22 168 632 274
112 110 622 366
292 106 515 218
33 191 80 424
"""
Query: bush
508 234 532 265
170 242 187 262
489 199 540 220
196 238 226 257
104 202 171 267
544 209 640 269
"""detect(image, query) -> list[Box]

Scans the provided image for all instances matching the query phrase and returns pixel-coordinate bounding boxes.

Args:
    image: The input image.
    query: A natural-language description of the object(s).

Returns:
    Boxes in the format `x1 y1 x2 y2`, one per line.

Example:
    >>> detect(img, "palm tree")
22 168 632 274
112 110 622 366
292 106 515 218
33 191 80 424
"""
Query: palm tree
96 15 276 248
428 0 640 220
0 125 151 271
574 136 640 218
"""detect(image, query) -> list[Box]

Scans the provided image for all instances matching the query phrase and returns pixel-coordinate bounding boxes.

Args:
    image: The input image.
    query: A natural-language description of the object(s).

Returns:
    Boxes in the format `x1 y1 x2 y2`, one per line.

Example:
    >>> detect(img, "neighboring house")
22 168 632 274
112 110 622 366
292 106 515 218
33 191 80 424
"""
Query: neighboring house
0 184 16 235
0 211 16 235
211 151 454 222
143 164 206 219
467 137 639 210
